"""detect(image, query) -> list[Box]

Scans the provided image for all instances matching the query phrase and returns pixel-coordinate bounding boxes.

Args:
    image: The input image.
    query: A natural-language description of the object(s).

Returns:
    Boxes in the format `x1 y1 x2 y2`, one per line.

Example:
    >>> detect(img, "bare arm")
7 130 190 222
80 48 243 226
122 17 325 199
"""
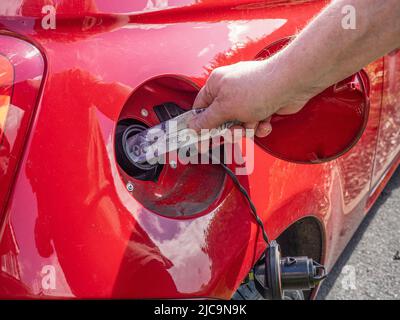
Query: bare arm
189 0 400 137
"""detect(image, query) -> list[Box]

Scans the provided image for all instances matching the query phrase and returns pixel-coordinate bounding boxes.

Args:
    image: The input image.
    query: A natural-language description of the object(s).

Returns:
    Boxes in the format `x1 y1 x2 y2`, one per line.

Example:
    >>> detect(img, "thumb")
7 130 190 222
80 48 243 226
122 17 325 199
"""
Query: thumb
188 102 225 131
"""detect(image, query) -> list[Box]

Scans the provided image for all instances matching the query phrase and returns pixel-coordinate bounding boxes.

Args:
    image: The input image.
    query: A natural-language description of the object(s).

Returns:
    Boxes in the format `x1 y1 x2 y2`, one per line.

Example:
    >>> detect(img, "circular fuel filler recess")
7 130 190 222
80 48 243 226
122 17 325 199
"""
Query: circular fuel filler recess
114 76 227 218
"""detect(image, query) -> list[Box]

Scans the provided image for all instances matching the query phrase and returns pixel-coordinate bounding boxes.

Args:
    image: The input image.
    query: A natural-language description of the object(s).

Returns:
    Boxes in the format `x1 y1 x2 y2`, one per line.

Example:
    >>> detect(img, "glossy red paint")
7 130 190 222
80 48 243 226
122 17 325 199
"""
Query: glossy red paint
0 36 45 225
372 49 400 185
0 0 397 299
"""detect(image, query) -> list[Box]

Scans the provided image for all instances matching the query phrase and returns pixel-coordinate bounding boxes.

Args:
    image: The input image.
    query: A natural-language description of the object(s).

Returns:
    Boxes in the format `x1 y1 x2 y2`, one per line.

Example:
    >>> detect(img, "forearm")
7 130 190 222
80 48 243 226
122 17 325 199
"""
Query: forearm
190 0 400 134
269 0 400 103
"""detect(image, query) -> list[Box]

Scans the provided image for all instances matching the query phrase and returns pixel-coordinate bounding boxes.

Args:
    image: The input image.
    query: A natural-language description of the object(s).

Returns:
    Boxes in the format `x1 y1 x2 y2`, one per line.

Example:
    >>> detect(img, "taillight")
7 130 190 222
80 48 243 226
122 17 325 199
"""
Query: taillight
0 35 45 219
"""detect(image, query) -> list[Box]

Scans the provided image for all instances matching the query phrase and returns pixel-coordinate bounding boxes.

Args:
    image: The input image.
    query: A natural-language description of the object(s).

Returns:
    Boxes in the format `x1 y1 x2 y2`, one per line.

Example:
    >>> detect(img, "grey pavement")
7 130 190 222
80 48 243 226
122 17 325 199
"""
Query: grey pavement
317 167 400 300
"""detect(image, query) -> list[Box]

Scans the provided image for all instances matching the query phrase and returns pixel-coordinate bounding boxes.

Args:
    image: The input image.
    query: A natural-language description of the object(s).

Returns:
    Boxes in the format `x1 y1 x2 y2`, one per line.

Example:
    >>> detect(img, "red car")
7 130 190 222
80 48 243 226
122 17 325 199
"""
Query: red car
0 0 399 299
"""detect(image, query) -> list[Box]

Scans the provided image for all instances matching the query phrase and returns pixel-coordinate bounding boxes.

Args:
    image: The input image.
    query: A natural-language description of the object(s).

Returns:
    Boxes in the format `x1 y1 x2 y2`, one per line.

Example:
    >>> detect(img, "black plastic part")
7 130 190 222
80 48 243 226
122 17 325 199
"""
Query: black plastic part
115 103 187 182
280 257 327 291
254 240 327 300
115 119 163 182
254 240 282 300
153 102 186 122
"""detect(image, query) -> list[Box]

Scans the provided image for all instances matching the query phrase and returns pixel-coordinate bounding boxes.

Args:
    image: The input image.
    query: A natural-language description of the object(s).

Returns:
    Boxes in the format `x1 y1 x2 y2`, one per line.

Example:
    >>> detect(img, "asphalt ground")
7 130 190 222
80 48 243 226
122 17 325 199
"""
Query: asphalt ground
317 167 400 300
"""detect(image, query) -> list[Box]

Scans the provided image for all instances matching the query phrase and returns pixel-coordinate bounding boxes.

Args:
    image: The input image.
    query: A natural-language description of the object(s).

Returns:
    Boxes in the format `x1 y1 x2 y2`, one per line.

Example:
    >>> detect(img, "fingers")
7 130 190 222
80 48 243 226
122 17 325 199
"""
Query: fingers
243 122 258 130
193 85 213 109
255 118 272 138
228 121 271 139
276 104 305 115
229 125 245 142
240 122 257 139
191 85 223 131
188 102 226 132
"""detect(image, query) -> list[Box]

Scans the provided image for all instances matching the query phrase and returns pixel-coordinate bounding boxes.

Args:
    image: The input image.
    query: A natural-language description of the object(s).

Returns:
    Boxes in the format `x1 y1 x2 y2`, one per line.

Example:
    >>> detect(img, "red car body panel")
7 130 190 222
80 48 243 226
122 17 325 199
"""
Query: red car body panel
0 0 398 298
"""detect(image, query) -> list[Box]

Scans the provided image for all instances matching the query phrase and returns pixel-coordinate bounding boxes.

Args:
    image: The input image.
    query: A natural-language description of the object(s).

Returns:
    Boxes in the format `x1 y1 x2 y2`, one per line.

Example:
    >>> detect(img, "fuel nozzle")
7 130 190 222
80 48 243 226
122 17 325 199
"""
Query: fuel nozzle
254 240 327 300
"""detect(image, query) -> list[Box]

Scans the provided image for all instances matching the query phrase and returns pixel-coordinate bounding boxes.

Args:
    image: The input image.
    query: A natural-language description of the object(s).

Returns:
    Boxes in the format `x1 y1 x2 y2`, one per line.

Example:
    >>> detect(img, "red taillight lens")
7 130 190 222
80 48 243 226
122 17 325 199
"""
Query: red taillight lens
0 36 45 218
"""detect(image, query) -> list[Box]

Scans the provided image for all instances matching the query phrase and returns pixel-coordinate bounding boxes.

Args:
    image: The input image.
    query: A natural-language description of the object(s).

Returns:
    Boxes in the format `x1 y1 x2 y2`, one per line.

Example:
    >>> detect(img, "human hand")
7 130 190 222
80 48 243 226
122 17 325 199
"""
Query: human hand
188 59 314 137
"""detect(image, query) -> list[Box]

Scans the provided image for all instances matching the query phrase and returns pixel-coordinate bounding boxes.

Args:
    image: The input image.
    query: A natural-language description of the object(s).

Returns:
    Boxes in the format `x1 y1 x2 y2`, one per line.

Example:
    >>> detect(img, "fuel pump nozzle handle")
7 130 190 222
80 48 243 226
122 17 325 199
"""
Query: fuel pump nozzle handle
123 108 240 165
